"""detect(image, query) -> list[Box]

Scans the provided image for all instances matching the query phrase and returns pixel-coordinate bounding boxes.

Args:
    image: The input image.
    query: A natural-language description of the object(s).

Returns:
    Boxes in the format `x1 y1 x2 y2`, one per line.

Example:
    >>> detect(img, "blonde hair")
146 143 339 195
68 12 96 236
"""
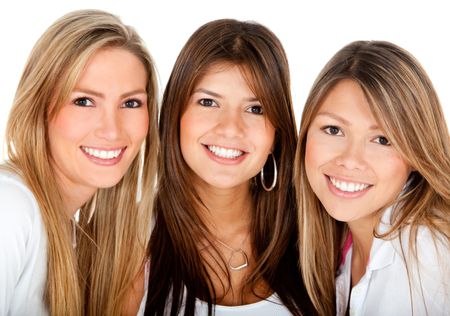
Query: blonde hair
295 40 450 315
4 9 158 315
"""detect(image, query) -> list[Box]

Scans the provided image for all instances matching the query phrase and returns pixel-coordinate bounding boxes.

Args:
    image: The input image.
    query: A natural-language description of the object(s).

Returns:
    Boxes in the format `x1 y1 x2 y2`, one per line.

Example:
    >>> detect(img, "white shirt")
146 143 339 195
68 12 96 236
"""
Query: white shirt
137 261 292 315
336 207 449 316
184 293 291 316
0 170 48 315
138 292 291 316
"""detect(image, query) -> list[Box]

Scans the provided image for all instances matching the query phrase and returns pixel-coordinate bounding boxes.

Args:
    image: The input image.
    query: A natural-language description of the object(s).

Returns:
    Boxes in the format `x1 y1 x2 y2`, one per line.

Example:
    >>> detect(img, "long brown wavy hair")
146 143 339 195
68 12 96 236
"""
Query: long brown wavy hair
145 19 315 315
3 10 158 315
295 40 450 315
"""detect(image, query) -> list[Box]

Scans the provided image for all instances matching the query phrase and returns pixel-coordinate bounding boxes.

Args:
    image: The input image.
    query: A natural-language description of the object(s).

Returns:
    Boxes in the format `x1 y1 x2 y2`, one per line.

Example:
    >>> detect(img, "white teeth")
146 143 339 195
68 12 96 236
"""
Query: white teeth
207 145 244 159
329 177 370 192
82 147 122 159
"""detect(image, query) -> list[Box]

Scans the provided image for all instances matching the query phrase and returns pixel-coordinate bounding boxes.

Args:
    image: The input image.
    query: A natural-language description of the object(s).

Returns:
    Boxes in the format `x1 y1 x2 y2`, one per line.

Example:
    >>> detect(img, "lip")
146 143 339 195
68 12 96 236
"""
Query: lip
202 144 247 165
80 146 126 166
325 174 373 198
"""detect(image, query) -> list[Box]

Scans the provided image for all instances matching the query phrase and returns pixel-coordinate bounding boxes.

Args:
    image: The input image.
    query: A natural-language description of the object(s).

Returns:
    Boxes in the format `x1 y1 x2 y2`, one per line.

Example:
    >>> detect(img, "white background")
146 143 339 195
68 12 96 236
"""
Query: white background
1 0 448 161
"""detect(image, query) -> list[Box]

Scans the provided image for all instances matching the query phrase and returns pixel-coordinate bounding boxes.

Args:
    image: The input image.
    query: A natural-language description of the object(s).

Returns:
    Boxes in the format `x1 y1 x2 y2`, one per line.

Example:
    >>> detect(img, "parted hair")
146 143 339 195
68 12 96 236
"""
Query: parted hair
4 9 158 315
295 40 450 315
145 19 315 315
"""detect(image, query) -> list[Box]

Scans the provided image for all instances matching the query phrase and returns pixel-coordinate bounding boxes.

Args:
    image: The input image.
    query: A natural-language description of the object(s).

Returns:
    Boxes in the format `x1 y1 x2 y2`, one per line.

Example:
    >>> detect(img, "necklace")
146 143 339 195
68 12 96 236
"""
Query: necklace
215 234 249 271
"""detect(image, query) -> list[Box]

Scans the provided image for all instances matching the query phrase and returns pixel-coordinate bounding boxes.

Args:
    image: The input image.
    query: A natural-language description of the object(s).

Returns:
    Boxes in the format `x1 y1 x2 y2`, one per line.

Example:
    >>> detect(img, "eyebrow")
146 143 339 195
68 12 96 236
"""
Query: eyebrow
72 88 147 99
193 88 259 102
316 111 379 130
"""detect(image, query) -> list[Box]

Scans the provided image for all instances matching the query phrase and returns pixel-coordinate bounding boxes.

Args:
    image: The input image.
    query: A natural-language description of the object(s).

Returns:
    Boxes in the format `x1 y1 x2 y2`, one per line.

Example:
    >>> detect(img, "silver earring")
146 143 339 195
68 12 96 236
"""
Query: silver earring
260 153 277 191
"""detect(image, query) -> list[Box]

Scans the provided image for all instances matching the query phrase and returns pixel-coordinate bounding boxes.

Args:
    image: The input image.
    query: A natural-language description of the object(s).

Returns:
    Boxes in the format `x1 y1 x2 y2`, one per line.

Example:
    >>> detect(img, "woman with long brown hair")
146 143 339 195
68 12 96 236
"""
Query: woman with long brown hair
141 19 315 315
296 41 449 315
0 10 158 315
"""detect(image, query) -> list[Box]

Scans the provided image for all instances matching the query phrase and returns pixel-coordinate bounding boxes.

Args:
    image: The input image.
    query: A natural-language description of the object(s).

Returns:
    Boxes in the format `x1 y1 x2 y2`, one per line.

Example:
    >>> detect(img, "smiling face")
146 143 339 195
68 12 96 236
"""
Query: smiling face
48 47 149 203
305 79 411 227
180 63 275 192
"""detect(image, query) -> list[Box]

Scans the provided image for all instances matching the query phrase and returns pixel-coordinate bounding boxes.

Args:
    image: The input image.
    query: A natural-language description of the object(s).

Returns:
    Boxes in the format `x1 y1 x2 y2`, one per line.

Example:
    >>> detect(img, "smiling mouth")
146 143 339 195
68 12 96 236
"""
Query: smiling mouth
80 146 125 159
205 145 245 159
328 176 372 193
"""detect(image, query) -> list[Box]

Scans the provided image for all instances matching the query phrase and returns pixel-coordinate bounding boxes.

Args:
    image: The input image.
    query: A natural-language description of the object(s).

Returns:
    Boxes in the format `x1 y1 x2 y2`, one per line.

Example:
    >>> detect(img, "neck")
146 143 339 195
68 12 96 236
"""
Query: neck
62 186 95 216
195 181 252 237
193 179 271 305
347 214 380 286
349 225 373 266
53 172 96 216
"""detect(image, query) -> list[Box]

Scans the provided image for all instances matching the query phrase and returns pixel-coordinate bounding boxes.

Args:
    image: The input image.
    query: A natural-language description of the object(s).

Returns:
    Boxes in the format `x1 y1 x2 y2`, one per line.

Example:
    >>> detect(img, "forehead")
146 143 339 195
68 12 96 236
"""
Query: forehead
80 47 145 76
192 62 257 95
197 62 250 83
200 62 239 79
315 79 378 126
320 80 366 108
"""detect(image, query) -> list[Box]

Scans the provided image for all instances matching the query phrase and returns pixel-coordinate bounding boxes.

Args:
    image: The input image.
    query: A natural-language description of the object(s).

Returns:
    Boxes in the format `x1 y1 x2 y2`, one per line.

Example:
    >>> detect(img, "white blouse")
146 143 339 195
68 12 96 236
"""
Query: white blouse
336 207 450 316
0 170 48 315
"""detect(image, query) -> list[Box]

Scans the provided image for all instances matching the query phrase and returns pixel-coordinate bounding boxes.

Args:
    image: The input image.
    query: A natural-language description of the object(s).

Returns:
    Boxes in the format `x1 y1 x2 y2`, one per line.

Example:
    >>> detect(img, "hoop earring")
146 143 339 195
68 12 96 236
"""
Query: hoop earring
260 153 277 191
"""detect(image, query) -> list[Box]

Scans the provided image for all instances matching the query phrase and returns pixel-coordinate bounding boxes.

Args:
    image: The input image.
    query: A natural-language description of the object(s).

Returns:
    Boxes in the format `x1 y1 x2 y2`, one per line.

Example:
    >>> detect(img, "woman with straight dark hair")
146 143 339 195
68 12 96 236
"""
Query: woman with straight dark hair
140 19 315 315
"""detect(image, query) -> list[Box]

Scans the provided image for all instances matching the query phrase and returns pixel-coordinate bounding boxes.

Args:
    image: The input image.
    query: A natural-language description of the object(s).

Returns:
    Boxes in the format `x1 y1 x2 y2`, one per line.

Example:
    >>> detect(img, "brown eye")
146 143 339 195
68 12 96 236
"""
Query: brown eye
199 98 216 107
246 105 264 115
323 126 342 136
374 136 391 146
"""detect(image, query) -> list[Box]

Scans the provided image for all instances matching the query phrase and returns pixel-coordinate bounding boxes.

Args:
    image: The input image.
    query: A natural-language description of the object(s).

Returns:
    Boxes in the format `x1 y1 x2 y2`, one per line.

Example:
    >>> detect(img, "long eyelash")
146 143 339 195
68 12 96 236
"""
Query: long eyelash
374 136 391 146
126 99 142 107
198 98 216 107
321 125 342 135
249 105 264 115
73 97 93 106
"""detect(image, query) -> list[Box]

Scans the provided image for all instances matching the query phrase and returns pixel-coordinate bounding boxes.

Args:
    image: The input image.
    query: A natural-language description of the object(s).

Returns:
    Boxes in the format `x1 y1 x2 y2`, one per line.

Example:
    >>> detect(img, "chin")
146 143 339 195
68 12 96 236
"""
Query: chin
321 206 350 222
199 174 244 189
328 210 364 224
209 182 239 190
91 176 125 189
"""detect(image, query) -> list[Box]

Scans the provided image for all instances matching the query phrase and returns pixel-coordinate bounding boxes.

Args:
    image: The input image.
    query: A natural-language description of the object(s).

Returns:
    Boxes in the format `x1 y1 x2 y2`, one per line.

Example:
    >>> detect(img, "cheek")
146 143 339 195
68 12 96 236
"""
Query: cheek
305 134 321 174
47 111 85 171
378 154 411 191
119 107 150 148
305 142 313 167
252 119 276 154
179 114 191 149
179 111 199 161
48 109 83 148
304 132 334 196
179 108 211 145
304 141 320 197
130 113 149 142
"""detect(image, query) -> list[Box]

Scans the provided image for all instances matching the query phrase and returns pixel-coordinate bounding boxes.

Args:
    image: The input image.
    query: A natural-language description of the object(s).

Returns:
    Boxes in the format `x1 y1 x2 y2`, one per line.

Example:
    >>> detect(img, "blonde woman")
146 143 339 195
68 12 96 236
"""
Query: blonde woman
0 10 158 315
296 41 449 315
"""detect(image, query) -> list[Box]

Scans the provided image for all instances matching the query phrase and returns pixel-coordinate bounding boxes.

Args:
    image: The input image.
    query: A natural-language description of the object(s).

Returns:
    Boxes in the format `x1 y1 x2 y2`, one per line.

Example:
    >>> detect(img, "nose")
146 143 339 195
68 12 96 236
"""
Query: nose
214 108 245 138
94 107 121 141
335 138 367 171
